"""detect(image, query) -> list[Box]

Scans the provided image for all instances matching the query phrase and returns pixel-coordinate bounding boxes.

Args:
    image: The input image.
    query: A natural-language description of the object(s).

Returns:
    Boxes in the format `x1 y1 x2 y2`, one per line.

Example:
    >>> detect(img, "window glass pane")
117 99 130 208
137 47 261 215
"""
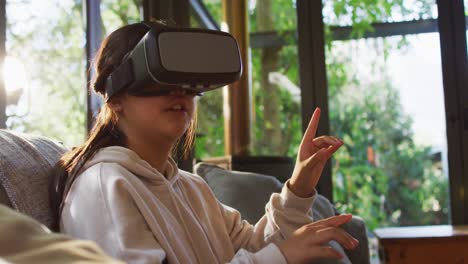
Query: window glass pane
197 0 302 158
5 0 141 148
324 0 450 237
327 34 450 228
6 0 86 147
324 2 450 262
100 0 141 36
201 0 222 25
195 89 225 158
250 1 301 157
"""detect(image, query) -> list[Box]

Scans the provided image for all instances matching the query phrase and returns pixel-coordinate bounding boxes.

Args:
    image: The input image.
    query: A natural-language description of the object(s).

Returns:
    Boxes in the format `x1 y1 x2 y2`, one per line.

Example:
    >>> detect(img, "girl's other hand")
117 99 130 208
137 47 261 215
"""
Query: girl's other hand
277 214 358 264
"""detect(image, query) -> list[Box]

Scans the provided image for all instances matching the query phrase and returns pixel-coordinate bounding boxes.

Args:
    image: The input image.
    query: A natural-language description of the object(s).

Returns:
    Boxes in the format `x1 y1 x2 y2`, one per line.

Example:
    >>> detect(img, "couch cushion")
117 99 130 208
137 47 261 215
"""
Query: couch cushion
0 184 12 207
194 162 283 223
194 162 341 223
0 130 67 228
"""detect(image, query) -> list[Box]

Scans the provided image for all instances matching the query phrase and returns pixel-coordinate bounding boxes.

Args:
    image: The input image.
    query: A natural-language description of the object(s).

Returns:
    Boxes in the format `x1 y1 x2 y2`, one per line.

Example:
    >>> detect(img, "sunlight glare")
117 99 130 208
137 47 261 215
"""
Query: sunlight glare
2 56 27 94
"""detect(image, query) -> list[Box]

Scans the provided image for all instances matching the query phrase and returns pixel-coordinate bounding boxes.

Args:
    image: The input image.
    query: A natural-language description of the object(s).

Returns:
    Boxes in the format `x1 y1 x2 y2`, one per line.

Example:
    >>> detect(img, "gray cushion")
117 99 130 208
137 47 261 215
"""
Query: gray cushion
195 162 283 223
0 130 67 228
0 184 12 208
195 162 338 222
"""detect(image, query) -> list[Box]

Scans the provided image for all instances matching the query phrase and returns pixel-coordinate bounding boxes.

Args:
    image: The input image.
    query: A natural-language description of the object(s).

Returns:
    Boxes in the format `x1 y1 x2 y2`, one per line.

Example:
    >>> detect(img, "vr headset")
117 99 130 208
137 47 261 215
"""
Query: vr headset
104 21 242 99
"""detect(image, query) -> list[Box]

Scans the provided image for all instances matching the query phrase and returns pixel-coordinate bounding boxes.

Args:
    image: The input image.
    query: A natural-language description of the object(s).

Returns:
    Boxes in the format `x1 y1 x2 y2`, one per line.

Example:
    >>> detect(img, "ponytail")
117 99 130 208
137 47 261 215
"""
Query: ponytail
50 106 124 230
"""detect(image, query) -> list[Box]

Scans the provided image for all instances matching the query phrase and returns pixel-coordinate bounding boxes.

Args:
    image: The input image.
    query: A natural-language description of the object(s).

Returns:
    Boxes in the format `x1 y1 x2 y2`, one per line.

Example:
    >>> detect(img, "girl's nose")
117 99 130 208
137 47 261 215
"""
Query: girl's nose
169 88 187 96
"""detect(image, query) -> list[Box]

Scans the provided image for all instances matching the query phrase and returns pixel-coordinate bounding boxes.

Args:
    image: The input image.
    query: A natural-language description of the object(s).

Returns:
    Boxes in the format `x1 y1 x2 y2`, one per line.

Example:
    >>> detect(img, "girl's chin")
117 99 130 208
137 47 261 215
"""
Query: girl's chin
165 125 190 138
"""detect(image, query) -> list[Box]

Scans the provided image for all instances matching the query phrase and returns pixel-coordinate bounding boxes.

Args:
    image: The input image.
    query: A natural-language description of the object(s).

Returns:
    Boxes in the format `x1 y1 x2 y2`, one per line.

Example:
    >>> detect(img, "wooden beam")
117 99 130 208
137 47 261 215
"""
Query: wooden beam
330 18 440 41
297 0 333 201
143 0 190 26
249 18 468 49
222 0 251 156
85 0 103 132
437 0 468 225
0 0 6 129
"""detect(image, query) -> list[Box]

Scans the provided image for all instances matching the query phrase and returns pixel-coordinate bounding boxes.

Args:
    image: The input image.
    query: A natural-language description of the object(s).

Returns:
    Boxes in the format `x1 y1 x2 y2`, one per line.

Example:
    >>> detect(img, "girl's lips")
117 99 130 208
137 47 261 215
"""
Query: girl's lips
165 104 187 112
165 98 191 112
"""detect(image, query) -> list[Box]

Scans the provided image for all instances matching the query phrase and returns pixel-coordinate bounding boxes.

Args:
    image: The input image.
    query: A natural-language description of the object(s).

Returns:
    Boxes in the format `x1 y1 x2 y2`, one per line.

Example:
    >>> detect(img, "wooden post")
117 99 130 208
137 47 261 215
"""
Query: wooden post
0 0 6 129
437 0 468 224
143 0 189 26
85 0 103 132
296 0 333 200
222 0 251 156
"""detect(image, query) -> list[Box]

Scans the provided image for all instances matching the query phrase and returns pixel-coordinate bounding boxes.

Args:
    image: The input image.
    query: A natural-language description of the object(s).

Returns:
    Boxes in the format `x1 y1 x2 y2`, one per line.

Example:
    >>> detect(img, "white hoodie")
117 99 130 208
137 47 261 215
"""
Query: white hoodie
61 146 317 264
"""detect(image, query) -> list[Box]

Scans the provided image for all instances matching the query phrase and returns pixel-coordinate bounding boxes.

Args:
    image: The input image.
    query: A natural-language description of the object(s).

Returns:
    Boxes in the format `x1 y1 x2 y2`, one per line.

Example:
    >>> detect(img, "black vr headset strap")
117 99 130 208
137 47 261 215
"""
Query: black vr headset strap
105 59 135 99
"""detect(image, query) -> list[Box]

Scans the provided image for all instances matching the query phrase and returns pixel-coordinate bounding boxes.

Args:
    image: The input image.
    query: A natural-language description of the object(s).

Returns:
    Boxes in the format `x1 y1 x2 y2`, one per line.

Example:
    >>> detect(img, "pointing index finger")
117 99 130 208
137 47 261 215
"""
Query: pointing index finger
302 107 321 144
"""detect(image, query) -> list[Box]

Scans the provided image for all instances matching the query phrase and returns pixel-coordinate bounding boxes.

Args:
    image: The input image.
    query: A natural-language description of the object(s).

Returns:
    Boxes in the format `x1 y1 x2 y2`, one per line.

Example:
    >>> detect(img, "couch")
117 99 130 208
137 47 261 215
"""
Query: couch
0 129 370 263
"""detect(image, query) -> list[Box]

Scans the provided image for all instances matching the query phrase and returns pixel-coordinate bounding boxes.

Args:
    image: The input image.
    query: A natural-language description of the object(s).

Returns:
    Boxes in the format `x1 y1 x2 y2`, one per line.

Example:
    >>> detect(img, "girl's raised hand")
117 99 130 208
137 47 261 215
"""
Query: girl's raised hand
288 107 343 197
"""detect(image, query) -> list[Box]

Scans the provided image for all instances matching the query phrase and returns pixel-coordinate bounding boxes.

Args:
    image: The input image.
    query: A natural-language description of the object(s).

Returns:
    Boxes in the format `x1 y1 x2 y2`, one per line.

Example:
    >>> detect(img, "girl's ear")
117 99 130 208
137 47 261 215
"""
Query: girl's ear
107 97 123 112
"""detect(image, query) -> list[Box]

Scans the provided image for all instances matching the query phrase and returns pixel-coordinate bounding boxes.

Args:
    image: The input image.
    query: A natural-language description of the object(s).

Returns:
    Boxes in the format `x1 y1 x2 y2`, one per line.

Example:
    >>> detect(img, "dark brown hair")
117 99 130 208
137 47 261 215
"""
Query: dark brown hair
49 22 197 231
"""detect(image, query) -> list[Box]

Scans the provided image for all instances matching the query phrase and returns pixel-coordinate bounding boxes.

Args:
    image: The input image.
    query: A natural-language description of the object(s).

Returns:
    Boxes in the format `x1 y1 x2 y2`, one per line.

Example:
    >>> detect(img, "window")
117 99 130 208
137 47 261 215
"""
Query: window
6 0 86 147
249 0 302 157
195 0 302 158
322 0 452 234
4 0 142 147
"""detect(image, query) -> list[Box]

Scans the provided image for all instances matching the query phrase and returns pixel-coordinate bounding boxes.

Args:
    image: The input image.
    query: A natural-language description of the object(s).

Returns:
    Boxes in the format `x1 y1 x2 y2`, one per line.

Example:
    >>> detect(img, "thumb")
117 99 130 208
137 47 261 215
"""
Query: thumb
303 148 329 168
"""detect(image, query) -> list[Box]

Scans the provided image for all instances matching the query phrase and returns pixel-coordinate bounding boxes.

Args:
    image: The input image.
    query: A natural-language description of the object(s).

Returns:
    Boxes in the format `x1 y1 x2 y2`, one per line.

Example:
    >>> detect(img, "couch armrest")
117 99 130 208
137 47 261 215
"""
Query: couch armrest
0 184 12 208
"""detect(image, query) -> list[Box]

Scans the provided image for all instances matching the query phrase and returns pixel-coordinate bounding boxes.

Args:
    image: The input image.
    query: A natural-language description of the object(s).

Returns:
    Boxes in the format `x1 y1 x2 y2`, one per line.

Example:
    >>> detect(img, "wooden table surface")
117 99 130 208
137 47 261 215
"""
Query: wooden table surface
374 225 468 240
374 225 468 264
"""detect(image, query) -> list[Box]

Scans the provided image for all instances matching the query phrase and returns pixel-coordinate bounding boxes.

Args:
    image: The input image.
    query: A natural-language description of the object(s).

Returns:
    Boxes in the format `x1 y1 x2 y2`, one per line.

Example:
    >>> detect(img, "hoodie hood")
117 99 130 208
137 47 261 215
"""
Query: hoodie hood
80 146 179 186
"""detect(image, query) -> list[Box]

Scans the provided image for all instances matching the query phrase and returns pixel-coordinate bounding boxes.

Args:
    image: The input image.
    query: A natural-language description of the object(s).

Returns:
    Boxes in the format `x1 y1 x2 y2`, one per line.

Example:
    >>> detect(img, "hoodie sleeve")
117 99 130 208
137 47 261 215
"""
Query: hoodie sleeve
61 165 167 264
221 180 316 260
228 243 287 264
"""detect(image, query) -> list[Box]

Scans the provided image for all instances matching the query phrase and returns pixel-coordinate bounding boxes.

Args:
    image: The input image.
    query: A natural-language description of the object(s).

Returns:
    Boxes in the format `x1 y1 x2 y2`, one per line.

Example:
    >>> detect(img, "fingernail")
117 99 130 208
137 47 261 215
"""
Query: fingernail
353 238 359 246
348 239 358 249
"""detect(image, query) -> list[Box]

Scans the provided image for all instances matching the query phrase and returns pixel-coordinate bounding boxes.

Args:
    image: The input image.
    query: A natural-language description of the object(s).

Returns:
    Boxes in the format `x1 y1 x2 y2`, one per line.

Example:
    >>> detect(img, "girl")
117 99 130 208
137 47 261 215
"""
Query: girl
51 22 358 264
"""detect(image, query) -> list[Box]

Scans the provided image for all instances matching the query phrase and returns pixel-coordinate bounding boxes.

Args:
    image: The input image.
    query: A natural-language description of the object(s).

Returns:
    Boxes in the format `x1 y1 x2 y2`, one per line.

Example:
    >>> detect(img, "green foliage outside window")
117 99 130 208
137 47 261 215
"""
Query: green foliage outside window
6 0 87 148
6 0 141 148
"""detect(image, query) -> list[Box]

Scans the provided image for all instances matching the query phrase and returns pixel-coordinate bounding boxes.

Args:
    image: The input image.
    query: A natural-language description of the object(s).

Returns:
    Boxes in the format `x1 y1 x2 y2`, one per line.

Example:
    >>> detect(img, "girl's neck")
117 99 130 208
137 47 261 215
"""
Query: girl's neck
125 137 173 174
